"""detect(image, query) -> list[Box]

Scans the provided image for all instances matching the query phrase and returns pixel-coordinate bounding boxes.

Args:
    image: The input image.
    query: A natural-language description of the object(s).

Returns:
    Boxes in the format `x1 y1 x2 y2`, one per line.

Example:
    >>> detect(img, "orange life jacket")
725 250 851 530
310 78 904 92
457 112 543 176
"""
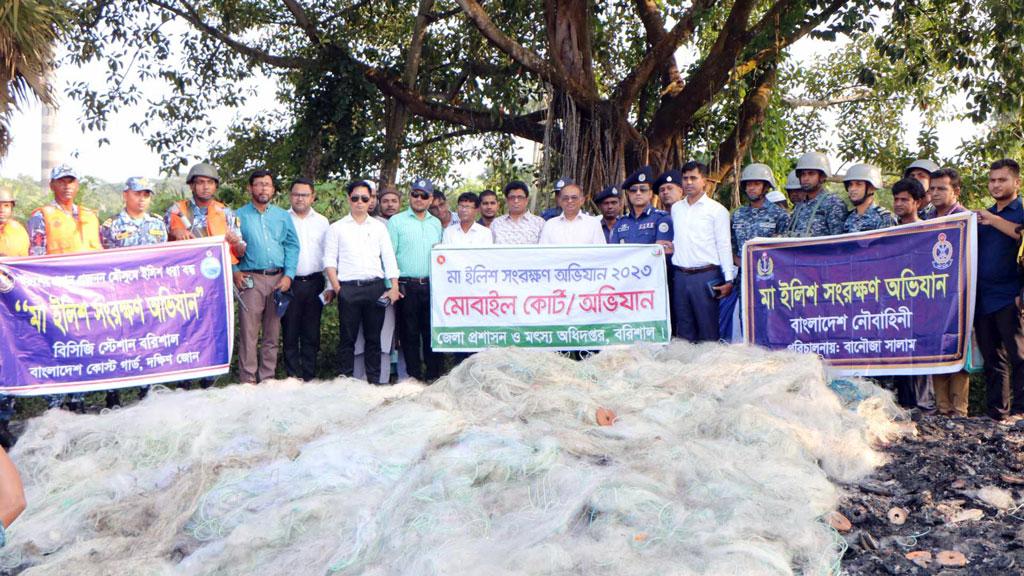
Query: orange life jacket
0 220 29 257
33 205 102 254
169 199 240 264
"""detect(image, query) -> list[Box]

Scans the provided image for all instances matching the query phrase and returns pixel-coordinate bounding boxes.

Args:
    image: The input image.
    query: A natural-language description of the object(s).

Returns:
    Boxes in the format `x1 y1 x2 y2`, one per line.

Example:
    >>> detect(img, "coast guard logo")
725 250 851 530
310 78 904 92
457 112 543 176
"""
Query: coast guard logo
0 268 13 293
932 233 953 270
200 250 223 279
756 253 774 280
666 176 673 182
658 222 670 233
638 173 646 182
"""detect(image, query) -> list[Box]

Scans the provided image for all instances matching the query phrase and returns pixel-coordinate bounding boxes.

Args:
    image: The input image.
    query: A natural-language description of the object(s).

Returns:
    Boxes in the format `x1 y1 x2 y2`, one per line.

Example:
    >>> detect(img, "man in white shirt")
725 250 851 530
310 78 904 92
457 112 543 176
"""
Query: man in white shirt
538 182 606 245
282 178 331 381
670 160 734 342
443 192 494 246
324 180 402 383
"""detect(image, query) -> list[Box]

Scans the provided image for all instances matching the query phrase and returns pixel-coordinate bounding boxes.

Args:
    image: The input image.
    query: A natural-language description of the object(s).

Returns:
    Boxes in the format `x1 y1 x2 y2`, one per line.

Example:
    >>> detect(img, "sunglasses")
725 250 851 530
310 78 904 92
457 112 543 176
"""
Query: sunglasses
350 195 371 203
629 186 652 193
410 191 430 199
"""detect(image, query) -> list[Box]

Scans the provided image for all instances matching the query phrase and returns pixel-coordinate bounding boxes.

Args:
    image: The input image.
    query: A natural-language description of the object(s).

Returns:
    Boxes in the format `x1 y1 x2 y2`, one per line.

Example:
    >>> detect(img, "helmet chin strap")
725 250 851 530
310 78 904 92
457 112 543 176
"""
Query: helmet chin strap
849 189 873 207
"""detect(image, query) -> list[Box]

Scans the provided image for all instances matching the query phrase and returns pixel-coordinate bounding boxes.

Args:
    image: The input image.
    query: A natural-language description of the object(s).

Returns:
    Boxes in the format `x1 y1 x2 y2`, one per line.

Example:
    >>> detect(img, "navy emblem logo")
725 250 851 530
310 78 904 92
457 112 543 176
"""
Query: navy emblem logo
756 253 775 280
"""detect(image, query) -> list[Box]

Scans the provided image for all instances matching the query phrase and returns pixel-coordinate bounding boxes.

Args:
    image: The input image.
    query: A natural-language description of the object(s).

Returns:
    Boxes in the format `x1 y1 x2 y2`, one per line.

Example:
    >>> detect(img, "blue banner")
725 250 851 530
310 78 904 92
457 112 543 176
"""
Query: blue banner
741 213 977 376
0 237 234 394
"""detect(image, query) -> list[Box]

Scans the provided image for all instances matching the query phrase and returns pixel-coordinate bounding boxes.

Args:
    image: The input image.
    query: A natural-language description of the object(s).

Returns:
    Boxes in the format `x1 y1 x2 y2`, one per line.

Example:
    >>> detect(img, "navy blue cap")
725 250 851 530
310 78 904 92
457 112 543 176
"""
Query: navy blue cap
553 177 576 192
655 169 683 190
622 166 654 190
411 177 435 195
594 185 621 204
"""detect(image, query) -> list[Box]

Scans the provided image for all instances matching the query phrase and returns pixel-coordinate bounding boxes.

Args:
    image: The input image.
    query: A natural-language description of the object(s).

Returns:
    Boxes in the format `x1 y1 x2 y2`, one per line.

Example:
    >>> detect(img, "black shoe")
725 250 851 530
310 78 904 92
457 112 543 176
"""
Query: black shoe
0 421 16 450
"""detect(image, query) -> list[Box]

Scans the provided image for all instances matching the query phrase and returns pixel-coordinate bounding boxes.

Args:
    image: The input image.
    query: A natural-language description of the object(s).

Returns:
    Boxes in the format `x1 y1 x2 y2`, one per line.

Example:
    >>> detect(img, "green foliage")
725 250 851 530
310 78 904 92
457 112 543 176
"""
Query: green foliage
0 0 66 155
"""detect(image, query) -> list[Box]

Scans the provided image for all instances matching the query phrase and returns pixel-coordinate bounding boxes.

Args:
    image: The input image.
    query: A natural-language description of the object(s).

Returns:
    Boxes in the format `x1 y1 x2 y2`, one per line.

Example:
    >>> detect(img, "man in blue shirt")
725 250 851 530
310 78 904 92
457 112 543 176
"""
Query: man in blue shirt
975 158 1024 422
234 169 300 384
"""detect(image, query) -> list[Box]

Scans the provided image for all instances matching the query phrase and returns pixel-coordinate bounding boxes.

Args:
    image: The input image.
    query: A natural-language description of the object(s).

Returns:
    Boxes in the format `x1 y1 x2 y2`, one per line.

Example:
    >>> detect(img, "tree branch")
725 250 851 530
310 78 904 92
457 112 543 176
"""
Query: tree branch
149 0 313 68
402 128 483 149
453 0 597 105
615 0 713 112
732 0 848 79
783 88 872 108
281 0 321 45
365 66 550 143
710 65 778 189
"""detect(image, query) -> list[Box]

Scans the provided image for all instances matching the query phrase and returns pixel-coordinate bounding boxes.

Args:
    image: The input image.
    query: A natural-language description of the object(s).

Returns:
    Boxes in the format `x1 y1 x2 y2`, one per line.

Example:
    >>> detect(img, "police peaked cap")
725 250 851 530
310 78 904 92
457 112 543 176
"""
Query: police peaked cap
622 166 654 190
654 169 683 190
594 185 621 204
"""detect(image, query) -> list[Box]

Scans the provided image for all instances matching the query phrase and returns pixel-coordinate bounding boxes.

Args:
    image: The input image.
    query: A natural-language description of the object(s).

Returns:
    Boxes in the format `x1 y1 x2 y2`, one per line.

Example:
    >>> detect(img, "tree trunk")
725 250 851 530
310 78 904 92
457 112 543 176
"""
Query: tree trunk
379 0 435 188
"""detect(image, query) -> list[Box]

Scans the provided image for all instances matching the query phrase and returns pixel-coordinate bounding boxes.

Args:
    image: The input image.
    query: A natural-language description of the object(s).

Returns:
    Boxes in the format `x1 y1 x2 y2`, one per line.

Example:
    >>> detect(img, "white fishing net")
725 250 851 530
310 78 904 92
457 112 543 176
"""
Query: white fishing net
0 342 902 575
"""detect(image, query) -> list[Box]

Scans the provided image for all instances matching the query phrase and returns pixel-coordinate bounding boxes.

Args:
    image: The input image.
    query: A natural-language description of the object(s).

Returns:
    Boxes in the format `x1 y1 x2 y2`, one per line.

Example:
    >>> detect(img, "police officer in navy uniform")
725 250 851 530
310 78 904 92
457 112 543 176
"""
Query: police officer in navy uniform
541 177 575 220
611 166 674 247
595 185 622 242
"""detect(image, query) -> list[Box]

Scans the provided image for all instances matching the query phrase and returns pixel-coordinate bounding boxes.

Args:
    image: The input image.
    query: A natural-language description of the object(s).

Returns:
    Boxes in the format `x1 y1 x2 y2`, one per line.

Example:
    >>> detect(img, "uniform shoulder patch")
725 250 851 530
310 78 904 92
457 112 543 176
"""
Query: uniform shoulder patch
658 222 670 233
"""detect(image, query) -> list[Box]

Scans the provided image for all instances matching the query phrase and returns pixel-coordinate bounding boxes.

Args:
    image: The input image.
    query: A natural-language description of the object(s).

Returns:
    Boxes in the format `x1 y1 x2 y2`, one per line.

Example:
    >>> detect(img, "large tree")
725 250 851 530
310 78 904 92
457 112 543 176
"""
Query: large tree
0 0 64 157
60 0 1024 200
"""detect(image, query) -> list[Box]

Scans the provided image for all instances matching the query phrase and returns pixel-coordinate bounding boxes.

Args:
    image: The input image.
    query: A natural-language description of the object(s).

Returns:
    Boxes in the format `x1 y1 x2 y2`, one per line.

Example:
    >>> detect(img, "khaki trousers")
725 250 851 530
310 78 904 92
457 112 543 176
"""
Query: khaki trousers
238 273 283 383
932 371 970 416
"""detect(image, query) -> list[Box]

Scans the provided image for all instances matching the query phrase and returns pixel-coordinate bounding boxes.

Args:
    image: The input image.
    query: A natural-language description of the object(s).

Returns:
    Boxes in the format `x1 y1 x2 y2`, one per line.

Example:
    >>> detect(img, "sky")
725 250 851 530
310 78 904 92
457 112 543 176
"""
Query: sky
0 32 984 186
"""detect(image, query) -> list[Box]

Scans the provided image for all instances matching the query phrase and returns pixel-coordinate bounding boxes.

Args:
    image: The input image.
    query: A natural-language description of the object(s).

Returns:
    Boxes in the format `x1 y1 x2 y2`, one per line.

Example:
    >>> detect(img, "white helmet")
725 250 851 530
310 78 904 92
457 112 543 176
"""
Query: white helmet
783 170 801 191
739 163 776 190
843 163 884 190
795 151 832 178
904 159 939 177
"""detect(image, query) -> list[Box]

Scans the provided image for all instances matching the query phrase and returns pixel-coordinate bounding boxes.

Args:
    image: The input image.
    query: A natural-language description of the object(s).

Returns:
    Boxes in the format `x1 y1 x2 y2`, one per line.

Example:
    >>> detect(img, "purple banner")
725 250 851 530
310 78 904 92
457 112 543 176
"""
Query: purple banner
0 237 234 394
741 213 977 376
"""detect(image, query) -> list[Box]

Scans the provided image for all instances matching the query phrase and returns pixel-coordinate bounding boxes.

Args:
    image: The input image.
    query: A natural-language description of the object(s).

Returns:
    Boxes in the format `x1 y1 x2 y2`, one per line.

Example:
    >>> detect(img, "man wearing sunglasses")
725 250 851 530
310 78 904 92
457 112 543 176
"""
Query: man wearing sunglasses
491 180 545 244
611 166 674 251
388 178 445 381
325 181 401 384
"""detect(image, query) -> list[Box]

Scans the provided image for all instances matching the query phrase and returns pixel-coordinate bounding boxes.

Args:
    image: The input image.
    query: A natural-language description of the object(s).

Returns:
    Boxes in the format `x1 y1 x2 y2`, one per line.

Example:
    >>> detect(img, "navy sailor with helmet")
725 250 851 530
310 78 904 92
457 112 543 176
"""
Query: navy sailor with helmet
610 166 674 249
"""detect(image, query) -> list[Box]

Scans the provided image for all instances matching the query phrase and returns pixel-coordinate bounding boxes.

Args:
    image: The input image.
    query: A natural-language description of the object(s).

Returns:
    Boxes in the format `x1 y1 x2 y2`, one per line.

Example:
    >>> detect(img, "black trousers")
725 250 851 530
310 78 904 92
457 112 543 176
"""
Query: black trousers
975 301 1024 418
672 268 721 343
398 280 442 380
282 274 325 381
337 279 386 383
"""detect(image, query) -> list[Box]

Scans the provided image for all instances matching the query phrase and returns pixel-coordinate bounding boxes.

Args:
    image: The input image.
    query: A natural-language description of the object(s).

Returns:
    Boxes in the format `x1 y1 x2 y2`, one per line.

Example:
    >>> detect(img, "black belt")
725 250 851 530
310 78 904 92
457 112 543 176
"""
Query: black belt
245 268 282 276
340 278 383 287
399 277 429 285
675 264 719 275
294 273 322 281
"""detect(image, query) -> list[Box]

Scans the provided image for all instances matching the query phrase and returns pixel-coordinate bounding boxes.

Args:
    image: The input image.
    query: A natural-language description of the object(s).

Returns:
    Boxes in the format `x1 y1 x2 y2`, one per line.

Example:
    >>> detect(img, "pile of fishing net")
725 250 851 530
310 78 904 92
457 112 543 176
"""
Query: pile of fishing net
1 342 903 575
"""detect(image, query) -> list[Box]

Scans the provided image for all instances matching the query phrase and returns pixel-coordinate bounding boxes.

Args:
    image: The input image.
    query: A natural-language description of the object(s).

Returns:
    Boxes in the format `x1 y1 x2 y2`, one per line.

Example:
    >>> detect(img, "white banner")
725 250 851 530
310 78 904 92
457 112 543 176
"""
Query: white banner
430 244 671 351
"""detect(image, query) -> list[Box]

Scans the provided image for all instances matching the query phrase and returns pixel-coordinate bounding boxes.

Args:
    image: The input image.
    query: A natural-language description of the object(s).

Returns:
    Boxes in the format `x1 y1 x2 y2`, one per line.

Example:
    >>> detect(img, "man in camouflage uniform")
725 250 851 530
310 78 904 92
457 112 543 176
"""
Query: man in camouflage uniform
787 152 847 237
842 163 893 233
99 177 168 407
100 177 168 249
731 163 790 267
783 170 804 206
904 159 940 219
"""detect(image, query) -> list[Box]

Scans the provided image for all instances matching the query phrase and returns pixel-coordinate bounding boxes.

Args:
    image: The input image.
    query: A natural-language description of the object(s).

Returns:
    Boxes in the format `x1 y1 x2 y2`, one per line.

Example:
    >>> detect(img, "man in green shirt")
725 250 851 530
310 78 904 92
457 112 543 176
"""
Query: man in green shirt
387 178 444 380
234 169 300 385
